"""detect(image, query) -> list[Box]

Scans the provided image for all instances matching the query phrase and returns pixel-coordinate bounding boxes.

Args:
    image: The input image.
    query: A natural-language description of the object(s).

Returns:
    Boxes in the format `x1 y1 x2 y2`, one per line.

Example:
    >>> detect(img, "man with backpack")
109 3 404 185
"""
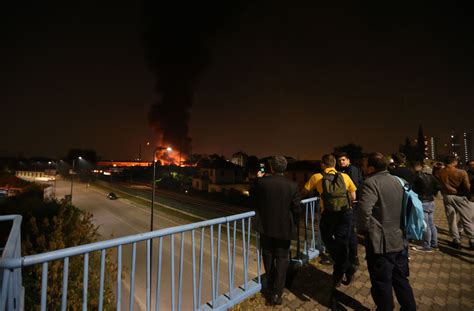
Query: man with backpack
356 152 416 311
302 154 357 288
412 162 442 252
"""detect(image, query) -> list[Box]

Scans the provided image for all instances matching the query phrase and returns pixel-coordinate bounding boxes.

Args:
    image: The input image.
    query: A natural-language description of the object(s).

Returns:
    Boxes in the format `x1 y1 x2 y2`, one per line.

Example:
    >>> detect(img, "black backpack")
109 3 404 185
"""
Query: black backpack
321 171 349 212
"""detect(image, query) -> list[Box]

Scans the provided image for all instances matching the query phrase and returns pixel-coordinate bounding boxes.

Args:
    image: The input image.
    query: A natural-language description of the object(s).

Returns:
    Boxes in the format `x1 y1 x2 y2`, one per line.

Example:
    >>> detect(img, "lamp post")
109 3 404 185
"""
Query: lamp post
149 145 170 279
150 147 172 231
70 156 82 204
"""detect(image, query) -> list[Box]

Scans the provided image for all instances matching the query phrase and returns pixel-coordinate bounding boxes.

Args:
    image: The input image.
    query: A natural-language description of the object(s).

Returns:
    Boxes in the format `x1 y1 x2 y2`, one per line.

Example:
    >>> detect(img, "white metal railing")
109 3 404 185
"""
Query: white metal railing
1 212 260 311
1 197 322 310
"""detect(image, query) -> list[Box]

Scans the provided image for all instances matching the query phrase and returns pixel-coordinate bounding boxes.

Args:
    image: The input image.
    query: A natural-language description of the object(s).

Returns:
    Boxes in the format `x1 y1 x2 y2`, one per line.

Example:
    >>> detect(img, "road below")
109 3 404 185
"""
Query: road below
54 178 259 310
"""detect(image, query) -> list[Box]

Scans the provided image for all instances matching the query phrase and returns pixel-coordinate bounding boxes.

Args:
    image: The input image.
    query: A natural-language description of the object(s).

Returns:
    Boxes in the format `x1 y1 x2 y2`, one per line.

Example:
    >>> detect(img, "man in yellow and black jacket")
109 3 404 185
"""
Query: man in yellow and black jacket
301 154 356 288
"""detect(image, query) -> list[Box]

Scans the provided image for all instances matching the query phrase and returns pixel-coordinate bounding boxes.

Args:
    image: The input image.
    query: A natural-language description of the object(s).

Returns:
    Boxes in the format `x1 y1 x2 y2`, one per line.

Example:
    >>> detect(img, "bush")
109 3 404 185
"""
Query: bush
0 187 117 310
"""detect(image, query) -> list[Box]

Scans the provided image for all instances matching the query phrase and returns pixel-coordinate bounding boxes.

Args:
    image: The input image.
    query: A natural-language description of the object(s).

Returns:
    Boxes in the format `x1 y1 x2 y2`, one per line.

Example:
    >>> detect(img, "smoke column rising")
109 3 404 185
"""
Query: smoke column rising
142 2 250 155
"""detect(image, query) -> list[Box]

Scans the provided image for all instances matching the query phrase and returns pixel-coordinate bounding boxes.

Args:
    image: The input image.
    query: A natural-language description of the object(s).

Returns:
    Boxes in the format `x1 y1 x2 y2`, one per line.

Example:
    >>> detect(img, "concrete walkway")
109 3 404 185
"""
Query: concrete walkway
233 198 474 310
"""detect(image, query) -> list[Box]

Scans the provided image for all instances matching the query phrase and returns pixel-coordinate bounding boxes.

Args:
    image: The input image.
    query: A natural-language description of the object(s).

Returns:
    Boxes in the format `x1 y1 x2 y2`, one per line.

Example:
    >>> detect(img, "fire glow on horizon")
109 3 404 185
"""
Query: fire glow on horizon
153 147 187 167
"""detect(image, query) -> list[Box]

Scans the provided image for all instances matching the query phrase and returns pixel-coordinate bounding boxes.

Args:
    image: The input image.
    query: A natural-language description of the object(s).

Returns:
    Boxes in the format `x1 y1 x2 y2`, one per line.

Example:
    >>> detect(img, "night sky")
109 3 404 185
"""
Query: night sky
2 1 473 161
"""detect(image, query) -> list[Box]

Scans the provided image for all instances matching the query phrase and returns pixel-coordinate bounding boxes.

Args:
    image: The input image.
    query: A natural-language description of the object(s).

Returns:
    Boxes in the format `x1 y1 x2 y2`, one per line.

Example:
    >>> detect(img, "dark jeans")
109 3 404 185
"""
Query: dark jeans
260 235 291 297
349 203 360 267
320 209 353 279
365 243 416 311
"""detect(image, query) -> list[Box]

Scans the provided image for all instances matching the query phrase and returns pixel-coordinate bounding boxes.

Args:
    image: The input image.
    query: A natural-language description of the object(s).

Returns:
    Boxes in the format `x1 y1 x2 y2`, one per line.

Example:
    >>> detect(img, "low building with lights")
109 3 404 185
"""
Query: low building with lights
15 170 56 182
96 161 152 168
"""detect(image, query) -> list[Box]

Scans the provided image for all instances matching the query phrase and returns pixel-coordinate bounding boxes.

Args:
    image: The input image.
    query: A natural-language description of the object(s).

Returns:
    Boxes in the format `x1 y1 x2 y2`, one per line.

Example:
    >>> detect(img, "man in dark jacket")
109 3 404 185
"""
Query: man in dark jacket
412 162 442 252
251 156 300 305
357 152 416 311
336 152 363 279
336 152 363 190
389 152 416 186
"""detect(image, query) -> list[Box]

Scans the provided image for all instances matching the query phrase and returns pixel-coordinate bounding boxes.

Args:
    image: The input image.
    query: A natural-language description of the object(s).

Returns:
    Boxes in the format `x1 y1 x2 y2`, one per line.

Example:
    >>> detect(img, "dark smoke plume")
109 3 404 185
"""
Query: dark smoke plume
143 1 249 155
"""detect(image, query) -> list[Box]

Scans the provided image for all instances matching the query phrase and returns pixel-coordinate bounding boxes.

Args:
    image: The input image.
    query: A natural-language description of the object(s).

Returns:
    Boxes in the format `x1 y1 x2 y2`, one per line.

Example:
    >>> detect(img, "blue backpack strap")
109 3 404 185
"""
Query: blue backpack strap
394 176 426 240
394 176 409 235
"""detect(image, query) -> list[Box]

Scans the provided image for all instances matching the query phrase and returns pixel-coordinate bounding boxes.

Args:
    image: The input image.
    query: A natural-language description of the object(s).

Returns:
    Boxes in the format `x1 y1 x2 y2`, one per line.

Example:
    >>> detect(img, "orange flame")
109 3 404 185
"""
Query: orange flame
154 148 188 167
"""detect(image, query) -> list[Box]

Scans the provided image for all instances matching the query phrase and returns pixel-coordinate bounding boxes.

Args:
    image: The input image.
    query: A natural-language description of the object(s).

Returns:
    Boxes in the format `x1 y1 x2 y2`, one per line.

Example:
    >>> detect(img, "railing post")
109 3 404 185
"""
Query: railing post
0 215 23 311
13 228 22 311
83 253 89 311
41 262 48 311
191 230 197 311
61 257 69 311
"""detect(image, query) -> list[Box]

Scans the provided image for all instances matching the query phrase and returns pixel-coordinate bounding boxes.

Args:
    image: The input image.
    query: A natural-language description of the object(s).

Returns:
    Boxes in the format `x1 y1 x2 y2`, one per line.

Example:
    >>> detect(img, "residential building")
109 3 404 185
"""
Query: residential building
192 157 248 194
230 152 248 167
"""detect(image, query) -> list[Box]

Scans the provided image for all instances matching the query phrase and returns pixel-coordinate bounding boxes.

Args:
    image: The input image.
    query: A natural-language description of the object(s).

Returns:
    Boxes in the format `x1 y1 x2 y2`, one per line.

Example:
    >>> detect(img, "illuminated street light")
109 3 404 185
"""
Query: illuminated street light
150 146 171 279
151 146 172 231
69 156 83 204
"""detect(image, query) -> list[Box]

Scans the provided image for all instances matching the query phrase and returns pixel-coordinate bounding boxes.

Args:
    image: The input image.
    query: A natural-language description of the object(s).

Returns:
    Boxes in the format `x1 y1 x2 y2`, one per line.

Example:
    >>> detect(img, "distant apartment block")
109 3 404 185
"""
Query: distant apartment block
463 132 472 163
450 131 461 158
427 136 437 160
442 131 472 164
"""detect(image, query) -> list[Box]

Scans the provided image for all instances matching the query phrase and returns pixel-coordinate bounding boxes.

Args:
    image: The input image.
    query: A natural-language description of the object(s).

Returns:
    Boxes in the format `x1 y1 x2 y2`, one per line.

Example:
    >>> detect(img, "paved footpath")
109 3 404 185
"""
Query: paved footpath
233 198 474 310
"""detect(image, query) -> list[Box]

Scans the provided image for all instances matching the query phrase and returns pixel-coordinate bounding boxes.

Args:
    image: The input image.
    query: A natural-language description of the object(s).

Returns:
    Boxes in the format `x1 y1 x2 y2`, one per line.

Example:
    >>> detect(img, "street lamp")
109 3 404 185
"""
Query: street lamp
70 156 82 204
150 147 172 231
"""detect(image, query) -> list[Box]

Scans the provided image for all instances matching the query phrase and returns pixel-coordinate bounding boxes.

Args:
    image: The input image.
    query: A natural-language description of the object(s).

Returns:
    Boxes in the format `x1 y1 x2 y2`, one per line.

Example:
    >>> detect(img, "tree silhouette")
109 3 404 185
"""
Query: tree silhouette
398 127 426 162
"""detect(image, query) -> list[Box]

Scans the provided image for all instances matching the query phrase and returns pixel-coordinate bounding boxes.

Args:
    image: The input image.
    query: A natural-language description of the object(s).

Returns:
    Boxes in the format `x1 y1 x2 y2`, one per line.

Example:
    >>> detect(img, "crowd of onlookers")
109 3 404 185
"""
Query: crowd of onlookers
388 152 474 251
251 151 474 309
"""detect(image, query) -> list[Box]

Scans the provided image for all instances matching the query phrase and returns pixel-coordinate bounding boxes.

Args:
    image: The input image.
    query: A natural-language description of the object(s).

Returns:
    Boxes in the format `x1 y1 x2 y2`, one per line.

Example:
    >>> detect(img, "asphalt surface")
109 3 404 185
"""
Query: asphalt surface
233 198 474 311
97 179 248 219
54 178 259 310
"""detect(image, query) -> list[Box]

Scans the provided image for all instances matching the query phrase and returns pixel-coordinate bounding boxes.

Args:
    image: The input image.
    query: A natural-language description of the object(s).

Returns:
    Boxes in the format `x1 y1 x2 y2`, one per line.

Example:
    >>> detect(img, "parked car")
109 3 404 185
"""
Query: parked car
107 192 118 200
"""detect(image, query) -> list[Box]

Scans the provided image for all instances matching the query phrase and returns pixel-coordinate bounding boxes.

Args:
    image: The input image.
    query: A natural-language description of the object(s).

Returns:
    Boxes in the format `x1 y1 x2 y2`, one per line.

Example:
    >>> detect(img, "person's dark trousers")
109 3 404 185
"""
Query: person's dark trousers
348 224 358 268
348 202 360 270
260 234 291 297
320 209 353 283
365 242 416 311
